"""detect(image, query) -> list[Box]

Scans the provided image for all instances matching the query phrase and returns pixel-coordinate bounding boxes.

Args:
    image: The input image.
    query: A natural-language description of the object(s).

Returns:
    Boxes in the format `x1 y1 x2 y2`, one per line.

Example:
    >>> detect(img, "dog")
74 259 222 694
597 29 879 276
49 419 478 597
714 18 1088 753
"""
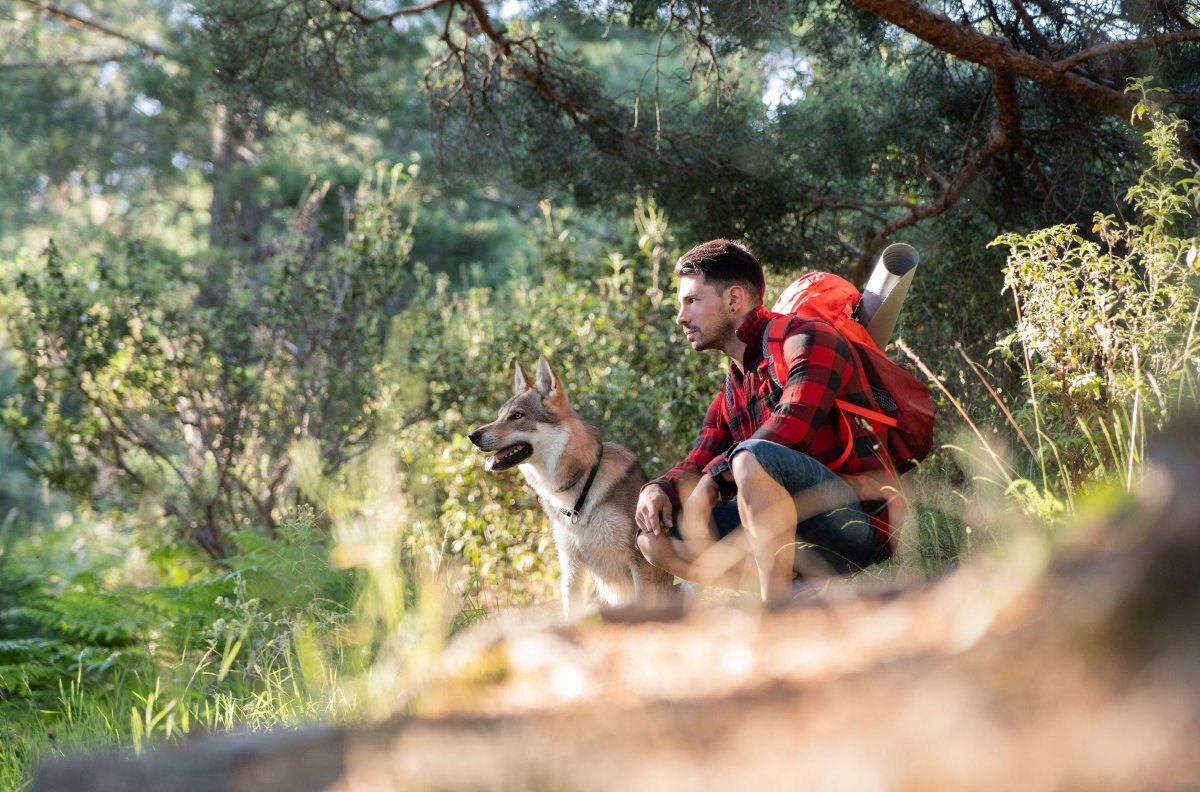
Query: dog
468 356 676 618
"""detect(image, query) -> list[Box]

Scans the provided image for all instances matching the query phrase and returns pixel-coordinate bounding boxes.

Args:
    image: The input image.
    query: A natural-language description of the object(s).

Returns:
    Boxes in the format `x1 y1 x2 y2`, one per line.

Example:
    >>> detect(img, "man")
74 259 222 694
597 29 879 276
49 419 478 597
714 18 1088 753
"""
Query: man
635 239 894 606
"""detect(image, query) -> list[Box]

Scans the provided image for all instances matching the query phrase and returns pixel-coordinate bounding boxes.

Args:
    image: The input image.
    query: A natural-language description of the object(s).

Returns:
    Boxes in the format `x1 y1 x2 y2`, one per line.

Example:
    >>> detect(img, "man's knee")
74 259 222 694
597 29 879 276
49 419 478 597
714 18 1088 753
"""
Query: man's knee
724 439 782 494
730 443 775 491
730 443 797 542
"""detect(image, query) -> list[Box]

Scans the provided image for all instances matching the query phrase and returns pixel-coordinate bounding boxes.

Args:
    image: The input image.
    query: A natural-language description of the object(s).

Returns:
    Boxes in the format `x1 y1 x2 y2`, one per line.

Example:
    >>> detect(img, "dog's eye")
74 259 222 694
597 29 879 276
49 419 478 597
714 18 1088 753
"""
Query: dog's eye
508 411 524 421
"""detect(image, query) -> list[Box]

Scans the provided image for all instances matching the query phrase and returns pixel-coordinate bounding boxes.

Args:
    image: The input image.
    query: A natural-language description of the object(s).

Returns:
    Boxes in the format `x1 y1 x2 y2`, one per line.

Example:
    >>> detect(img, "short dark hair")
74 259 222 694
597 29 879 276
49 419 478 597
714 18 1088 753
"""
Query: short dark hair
674 239 765 304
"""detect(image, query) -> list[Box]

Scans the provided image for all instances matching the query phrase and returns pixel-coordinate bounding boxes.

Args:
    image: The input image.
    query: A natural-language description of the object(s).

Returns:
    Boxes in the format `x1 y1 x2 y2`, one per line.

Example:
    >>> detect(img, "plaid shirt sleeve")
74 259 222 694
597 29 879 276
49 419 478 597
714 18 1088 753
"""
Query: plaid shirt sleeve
643 390 734 513
753 318 851 452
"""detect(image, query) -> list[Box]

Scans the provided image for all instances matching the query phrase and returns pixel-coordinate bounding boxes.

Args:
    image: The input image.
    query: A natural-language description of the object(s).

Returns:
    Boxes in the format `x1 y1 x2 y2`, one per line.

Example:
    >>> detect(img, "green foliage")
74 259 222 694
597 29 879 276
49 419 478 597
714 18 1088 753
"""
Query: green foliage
4 30 1198 782
200 0 411 118
0 164 421 559
996 111 1197 412
23 1 1198 783
0 0 215 257
0 506 373 788
983 100 1199 511
190 0 1196 303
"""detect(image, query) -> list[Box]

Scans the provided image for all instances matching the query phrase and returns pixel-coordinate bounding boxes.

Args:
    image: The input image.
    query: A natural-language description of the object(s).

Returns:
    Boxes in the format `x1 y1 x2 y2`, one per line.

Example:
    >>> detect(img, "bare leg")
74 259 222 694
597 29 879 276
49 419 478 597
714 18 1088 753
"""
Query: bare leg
637 531 758 590
731 451 800 607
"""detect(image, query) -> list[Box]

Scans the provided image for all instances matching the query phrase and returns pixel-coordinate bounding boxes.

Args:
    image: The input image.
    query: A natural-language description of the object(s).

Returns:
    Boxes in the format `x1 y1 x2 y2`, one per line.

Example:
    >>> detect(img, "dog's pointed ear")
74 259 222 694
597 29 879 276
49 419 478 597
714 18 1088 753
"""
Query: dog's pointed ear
535 355 567 405
513 360 533 396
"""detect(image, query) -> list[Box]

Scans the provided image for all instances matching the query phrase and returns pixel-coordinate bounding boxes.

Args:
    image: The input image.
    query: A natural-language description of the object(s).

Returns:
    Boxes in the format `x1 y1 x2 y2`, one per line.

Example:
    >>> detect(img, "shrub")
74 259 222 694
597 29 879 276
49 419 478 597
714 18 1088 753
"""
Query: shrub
991 97 1199 496
1 164 420 559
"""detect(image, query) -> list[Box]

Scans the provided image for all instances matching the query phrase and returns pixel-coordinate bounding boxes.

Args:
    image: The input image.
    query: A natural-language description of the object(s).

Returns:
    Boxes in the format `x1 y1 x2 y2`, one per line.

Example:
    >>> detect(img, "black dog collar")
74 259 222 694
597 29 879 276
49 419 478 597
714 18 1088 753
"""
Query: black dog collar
559 444 604 525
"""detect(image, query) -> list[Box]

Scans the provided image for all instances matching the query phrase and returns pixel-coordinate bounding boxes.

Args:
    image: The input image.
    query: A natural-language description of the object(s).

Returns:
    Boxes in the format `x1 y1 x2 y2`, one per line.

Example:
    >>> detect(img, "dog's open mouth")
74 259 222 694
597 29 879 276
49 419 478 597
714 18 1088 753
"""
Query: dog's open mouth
485 442 533 472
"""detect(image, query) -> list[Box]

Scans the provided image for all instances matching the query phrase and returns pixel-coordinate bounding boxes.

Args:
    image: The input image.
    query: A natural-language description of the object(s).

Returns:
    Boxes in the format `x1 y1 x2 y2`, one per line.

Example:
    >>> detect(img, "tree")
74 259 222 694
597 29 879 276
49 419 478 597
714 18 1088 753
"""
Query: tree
2 167 419 560
0 0 221 250
1 0 544 277
194 0 1200 282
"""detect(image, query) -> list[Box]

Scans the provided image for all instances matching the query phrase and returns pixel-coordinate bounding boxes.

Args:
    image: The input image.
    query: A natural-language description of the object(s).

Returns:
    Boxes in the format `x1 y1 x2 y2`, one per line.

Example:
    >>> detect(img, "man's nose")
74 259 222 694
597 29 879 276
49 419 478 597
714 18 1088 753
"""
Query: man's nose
675 306 687 325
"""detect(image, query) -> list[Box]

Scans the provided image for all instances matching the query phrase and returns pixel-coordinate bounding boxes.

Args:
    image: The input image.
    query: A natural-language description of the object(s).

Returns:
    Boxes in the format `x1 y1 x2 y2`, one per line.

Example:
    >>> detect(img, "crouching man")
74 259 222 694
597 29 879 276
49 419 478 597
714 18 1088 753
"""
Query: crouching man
636 239 895 607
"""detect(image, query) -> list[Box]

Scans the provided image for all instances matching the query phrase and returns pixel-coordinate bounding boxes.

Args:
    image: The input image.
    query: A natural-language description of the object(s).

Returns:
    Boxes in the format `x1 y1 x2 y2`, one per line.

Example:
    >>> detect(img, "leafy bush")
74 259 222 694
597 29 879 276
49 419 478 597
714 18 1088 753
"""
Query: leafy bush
990 97 1199 499
1 164 420 560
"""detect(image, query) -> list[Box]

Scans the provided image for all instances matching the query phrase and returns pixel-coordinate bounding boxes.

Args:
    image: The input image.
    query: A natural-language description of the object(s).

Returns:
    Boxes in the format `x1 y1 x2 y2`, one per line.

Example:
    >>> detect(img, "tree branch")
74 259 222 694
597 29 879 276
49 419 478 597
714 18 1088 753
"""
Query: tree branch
915 146 950 190
1054 30 1200 72
847 0 1197 120
852 71 1022 282
1148 0 1198 31
848 0 1200 174
1006 0 1054 55
322 0 451 26
19 0 167 58
0 53 131 70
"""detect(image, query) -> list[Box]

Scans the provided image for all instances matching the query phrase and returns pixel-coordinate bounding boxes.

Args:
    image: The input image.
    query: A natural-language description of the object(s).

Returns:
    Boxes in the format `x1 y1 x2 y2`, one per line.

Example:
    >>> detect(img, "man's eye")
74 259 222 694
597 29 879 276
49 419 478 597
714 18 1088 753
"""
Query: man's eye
509 411 524 421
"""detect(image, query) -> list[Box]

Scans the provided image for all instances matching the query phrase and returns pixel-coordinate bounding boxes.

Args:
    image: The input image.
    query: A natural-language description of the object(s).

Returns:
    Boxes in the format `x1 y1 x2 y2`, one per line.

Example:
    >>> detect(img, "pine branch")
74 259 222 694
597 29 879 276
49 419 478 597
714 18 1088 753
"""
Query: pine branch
322 0 452 25
852 71 1022 282
1055 30 1200 72
19 0 167 58
847 0 1199 119
0 53 131 70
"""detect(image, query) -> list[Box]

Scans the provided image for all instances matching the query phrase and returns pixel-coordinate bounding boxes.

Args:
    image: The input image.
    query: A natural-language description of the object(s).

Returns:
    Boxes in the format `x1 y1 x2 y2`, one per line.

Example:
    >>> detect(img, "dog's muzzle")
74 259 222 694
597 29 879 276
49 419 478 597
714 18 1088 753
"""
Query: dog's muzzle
469 429 532 472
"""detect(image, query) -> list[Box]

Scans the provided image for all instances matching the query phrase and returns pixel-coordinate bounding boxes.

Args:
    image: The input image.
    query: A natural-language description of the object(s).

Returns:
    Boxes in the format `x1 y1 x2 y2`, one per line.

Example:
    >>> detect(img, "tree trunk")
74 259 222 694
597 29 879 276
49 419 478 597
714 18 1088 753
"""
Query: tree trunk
208 103 268 253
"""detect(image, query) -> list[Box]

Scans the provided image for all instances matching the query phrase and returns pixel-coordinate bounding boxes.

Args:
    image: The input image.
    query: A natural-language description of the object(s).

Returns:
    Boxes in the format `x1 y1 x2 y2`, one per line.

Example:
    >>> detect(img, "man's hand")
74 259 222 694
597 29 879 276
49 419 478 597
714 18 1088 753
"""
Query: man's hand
636 484 674 535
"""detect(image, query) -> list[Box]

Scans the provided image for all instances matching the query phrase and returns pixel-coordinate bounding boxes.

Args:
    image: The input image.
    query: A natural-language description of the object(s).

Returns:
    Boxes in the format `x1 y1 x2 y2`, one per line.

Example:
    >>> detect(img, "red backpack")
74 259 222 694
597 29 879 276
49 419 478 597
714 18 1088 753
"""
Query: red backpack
763 271 935 474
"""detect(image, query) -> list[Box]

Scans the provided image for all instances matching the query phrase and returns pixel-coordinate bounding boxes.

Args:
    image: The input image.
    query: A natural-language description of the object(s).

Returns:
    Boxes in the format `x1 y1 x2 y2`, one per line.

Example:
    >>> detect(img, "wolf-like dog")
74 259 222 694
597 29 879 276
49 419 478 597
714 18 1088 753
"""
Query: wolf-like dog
468 356 676 618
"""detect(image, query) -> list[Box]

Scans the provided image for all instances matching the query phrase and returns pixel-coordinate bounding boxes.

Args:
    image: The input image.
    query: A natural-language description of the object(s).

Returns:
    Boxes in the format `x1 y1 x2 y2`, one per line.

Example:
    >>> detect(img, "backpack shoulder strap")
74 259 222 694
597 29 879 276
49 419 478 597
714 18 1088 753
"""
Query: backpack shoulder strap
838 395 898 428
720 372 734 424
762 315 899 471
761 316 791 389
762 315 857 468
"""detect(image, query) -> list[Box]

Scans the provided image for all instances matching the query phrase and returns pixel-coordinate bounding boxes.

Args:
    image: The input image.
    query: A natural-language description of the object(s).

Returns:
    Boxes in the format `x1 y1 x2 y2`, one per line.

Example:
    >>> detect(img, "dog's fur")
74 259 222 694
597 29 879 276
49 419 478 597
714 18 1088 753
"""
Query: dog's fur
469 357 675 618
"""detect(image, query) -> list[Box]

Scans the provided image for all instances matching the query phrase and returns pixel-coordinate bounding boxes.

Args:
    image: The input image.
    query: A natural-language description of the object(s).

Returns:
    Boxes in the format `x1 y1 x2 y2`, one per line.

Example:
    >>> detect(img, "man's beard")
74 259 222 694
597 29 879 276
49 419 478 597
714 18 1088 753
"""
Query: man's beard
689 315 738 352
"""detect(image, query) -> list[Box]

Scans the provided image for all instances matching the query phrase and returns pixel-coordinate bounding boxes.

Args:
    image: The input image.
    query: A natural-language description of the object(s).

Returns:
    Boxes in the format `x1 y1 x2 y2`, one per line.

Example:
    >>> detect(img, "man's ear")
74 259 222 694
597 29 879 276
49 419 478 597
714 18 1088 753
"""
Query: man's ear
725 284 746 313
534 355 567 406
513 360 533 396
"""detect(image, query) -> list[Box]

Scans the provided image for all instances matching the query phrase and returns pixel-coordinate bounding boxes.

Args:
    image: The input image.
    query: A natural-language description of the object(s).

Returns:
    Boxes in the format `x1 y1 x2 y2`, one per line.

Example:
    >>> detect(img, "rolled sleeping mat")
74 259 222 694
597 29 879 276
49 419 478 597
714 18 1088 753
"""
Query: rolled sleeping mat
857 243 919 348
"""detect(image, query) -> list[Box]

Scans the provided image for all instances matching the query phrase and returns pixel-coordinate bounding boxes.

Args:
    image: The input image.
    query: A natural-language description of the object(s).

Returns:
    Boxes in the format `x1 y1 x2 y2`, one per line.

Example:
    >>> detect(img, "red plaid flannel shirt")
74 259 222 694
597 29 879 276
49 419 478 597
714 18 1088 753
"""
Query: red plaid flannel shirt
648 305 897 541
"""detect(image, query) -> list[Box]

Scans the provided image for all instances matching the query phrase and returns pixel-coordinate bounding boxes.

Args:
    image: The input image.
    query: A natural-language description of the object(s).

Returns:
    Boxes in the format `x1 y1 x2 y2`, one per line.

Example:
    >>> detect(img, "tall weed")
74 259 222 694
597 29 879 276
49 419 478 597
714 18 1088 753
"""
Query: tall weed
981 95 1198 518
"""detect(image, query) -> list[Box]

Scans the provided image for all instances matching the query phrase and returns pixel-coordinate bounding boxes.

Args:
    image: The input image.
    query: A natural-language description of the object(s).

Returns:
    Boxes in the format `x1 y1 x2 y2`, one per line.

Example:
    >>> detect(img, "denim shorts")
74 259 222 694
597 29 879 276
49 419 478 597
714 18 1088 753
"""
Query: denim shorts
712 439 884 574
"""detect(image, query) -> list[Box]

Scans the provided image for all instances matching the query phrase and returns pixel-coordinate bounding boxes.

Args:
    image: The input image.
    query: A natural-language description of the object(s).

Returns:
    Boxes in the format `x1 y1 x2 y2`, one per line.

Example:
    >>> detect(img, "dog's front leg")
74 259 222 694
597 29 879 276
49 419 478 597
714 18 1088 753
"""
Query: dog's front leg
559 552 589 620
631 558 674 608
630 560 651 604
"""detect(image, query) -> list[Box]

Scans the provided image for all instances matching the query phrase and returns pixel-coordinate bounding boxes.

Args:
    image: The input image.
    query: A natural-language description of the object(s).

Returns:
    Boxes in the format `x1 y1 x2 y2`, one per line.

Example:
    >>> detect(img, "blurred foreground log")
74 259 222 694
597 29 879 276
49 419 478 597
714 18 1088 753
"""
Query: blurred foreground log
34 417 1200 791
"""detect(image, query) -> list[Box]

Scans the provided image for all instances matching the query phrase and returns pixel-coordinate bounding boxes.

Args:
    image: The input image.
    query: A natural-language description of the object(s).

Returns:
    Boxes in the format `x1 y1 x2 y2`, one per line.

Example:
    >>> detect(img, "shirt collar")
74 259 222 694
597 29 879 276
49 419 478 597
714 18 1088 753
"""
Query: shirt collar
734 305 780 369
735 305 777 347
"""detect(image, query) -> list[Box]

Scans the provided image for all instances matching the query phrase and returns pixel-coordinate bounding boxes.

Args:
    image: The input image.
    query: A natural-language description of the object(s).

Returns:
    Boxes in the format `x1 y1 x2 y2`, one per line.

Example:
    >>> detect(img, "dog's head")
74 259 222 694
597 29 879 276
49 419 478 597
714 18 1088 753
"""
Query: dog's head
468 355 572 472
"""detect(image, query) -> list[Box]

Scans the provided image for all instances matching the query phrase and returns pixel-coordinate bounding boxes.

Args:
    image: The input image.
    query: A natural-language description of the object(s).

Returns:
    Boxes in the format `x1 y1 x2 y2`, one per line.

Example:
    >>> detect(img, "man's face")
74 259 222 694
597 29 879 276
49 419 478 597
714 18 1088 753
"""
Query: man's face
676 274 736 352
